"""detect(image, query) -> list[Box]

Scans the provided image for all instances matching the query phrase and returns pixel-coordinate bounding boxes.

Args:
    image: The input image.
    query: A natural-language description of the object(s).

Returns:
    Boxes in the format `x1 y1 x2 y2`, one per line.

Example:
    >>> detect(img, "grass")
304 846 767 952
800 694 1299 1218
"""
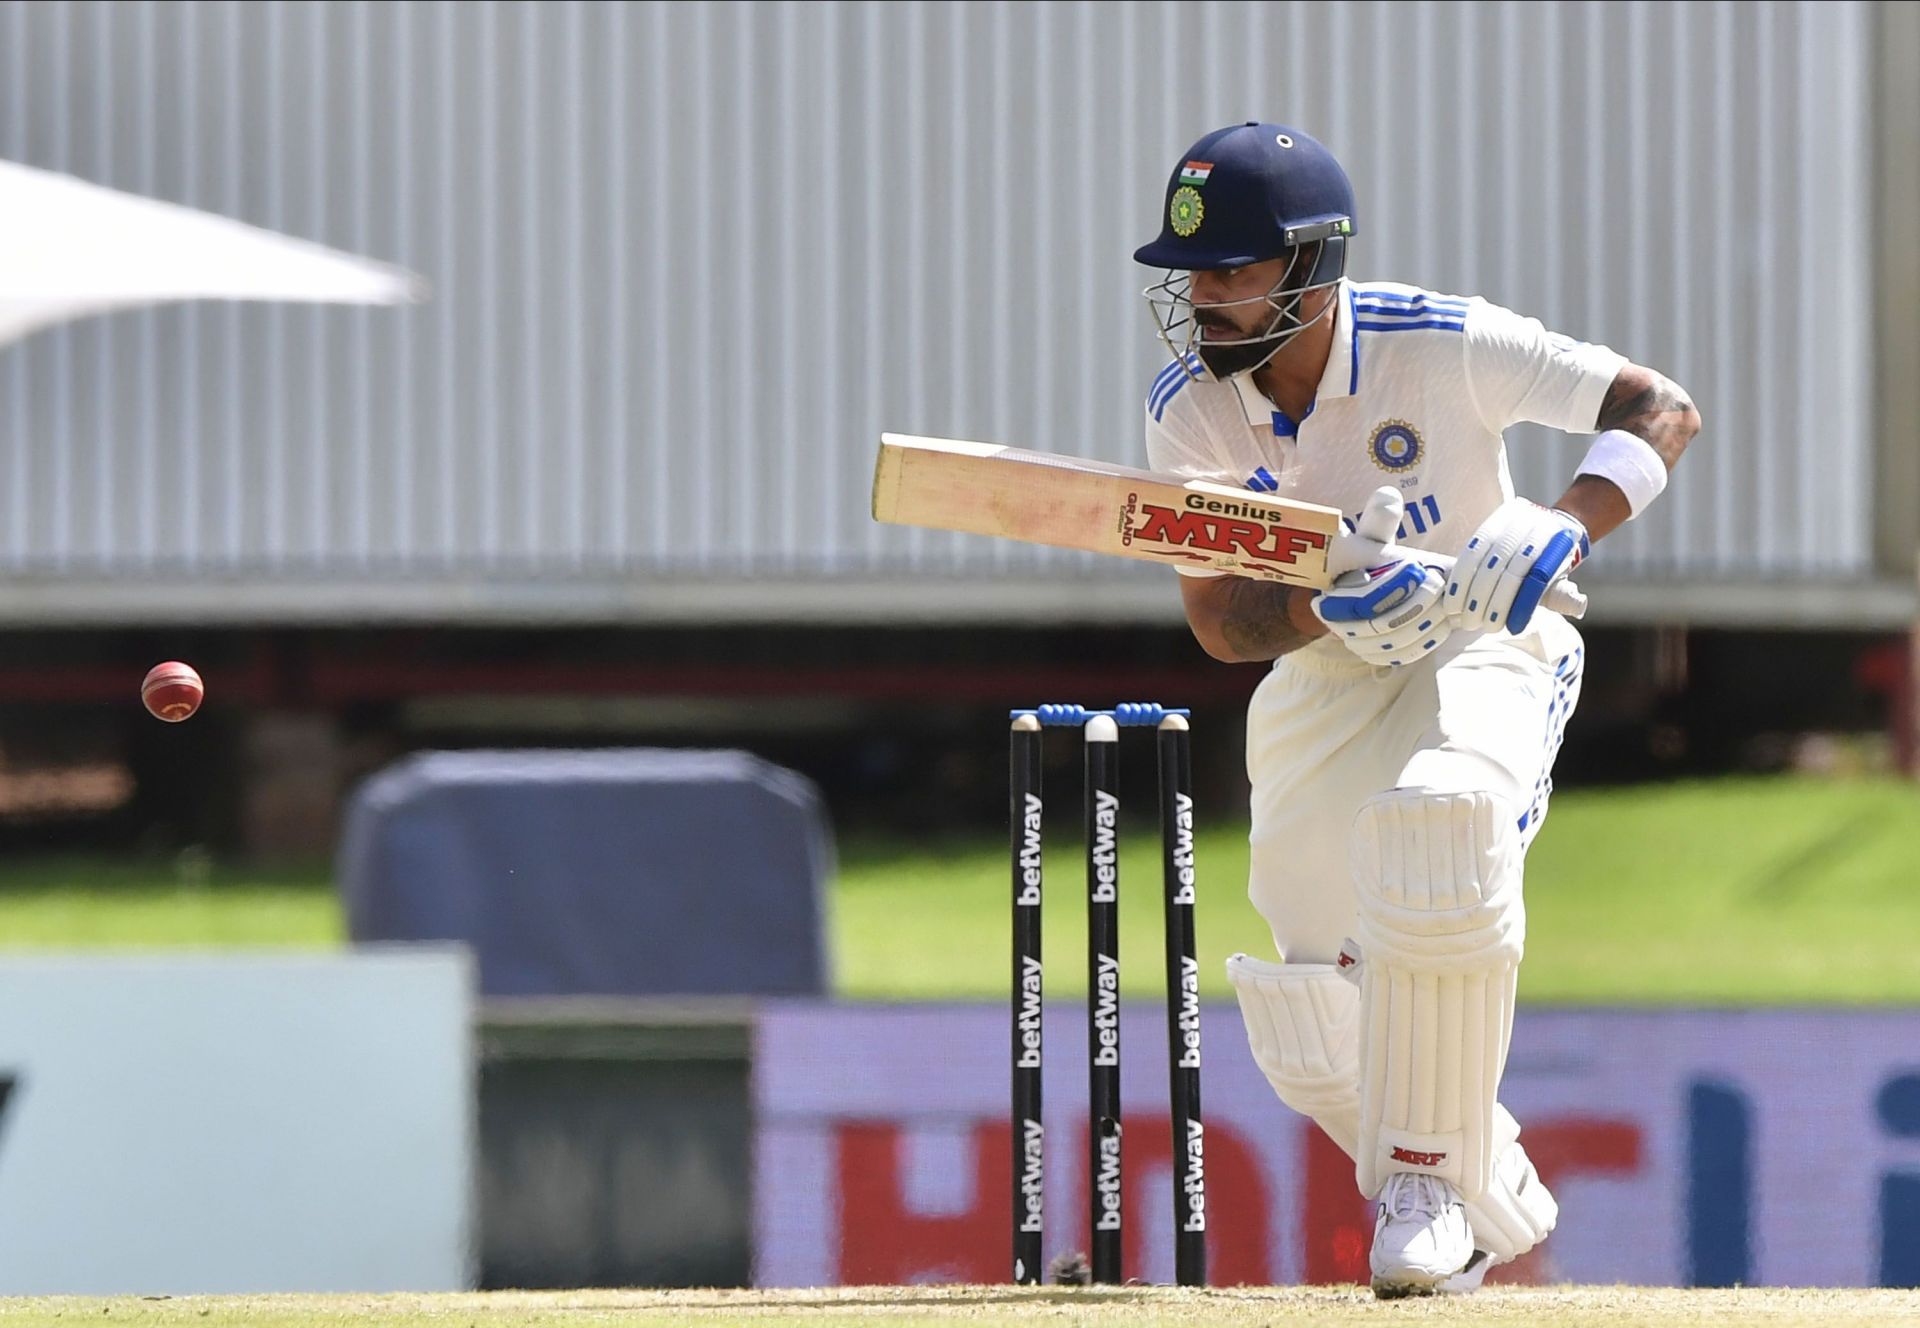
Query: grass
0 1287 1914 1327
0 775 1915 1004
835 775 1920 1005
1514 776 1920 1003
0 854 338 948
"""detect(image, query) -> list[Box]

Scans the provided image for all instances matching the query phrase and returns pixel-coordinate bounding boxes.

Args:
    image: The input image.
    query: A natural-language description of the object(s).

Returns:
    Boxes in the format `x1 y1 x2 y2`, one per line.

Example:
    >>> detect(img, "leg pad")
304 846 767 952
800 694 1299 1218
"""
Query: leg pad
1352 789 1525 1199
1229 947 1556 1260
1227 953 1360 1154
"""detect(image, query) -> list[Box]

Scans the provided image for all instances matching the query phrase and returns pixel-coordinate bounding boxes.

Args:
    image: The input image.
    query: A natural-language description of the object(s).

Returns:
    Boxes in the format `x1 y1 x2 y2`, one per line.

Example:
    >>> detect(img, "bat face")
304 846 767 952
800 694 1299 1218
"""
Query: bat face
872 433 1341 588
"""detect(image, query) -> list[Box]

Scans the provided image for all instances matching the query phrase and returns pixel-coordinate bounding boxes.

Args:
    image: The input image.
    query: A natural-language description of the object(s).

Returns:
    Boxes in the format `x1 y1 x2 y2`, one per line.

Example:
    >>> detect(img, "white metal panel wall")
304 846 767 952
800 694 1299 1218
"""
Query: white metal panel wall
0 0 1880 615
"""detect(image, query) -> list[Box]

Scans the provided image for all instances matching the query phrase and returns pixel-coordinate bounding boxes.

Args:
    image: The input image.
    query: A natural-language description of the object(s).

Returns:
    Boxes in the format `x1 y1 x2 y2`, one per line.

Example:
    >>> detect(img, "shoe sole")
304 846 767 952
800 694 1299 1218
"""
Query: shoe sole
1370 1273 1446 1300
1373 1249 1491 1300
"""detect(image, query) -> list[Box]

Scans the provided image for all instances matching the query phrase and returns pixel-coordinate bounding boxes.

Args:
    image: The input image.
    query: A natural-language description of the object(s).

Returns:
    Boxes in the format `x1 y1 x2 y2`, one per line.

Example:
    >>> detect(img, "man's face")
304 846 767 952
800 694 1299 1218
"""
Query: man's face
1189 257 1294 341
1142 228 1347 381
1179 245 1335 380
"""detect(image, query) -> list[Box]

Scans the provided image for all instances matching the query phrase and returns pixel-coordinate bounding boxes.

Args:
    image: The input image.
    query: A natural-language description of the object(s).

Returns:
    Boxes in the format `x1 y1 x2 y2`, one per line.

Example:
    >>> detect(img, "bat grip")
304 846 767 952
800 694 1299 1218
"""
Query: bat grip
1542 578 1588 618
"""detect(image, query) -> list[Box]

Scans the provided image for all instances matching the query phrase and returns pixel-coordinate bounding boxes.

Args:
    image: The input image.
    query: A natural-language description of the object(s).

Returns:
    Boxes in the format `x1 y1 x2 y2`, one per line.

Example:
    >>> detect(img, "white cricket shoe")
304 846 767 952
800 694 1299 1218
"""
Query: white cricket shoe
1369 1172 1476 1299
1437 1247 1494 1294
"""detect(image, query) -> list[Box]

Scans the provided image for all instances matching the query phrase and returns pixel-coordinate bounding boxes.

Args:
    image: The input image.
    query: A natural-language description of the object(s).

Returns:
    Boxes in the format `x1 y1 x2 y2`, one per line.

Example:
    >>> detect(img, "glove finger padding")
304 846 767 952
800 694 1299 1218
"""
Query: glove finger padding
1447 499 1590 635
1453 523 1533 631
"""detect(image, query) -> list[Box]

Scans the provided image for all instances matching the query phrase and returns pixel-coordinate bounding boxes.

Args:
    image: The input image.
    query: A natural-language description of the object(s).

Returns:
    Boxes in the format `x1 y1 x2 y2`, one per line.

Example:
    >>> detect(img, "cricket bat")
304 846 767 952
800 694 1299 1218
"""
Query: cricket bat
870 432 1588 614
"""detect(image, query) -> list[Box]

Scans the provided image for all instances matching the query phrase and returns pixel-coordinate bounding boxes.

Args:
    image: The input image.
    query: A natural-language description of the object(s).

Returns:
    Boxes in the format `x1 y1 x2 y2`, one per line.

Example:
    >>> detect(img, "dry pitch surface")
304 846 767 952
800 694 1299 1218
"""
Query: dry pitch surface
1 1287 1917 1328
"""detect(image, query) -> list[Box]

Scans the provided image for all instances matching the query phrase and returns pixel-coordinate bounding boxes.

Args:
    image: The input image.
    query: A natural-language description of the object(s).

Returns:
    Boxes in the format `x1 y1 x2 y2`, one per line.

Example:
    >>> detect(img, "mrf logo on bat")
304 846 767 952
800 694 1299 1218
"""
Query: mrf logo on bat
1119 489 1329 574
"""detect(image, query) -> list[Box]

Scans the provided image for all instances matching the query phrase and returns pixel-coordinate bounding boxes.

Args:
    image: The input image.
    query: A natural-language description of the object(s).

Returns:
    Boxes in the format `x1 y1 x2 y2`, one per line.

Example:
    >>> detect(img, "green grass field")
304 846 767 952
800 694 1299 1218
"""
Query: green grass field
0 855 342 949
837 775 1920 1005
0 775 1915 1004
0 1287 1915 1328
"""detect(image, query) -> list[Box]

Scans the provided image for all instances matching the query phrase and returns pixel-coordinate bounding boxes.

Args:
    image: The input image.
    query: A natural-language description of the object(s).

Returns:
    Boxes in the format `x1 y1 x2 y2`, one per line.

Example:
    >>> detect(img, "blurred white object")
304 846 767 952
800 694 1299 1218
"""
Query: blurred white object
0 157 424 350
0 952 472 1293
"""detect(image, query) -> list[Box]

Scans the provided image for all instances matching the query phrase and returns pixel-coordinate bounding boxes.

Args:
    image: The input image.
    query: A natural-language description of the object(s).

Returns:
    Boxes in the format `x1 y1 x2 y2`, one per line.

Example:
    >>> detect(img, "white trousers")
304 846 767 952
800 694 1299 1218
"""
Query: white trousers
1245 614 1584 964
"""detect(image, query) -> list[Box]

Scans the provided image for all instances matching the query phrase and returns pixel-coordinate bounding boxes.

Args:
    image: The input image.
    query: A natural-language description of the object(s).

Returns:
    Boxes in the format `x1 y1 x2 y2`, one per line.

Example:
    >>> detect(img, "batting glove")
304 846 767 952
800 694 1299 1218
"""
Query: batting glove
1313 550 1455 668
1445 498 1591 635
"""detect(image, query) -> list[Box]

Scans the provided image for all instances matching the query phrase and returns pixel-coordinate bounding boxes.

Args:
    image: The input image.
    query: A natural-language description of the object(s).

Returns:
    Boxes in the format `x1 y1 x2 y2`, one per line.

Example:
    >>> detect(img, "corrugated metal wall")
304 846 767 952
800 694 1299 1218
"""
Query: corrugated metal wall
0 0 1886 622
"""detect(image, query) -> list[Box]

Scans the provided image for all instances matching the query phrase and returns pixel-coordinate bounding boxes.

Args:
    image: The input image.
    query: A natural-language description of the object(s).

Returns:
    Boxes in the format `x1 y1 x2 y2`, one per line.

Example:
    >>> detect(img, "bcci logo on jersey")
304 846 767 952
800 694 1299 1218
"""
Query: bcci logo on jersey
1369 419 1423 472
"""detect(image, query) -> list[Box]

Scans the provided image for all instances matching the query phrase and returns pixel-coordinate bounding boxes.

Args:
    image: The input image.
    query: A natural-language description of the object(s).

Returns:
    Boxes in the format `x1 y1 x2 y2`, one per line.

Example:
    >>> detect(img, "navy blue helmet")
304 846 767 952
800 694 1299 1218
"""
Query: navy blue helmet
1136 123 1357 379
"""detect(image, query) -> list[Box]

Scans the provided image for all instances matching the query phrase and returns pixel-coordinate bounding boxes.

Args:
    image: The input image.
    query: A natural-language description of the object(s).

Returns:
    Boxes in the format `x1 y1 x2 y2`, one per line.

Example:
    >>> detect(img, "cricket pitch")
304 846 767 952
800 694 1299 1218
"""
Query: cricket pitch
1 1286 1916 1328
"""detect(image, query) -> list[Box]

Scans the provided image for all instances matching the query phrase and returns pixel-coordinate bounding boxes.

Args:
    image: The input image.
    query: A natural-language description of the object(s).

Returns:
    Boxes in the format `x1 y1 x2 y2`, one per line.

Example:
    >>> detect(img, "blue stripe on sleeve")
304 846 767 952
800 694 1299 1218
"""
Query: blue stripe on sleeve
1353 318 1467 333
1148 361 1185 403
1151 356 1189 390
1148 354 1203 419
1350 302 1469 319
1151 380 1190 420
1149 369 1185 416
1352 286 1469 307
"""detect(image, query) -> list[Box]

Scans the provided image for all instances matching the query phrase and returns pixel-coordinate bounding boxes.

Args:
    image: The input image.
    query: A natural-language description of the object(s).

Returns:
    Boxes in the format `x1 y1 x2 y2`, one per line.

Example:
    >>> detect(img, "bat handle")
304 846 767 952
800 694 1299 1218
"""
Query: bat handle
1543 578 1588 619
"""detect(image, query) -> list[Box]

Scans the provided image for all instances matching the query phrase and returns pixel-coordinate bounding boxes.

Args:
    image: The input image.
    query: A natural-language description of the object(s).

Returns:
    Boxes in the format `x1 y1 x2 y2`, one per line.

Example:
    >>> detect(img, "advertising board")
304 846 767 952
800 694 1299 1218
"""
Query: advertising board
0 952 473 1294
756 1004 1920 1287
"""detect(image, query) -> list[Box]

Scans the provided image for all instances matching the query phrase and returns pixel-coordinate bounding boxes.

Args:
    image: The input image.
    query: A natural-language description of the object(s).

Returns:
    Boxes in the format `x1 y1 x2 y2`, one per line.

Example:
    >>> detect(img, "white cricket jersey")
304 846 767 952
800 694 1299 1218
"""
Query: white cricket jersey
1145 280 1622 965
1143 278 1626 576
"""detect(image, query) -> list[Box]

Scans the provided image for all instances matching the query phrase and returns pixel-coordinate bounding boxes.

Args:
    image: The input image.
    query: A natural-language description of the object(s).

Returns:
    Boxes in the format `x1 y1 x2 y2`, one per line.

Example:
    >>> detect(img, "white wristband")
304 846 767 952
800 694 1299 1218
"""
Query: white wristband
1575 429 1669 518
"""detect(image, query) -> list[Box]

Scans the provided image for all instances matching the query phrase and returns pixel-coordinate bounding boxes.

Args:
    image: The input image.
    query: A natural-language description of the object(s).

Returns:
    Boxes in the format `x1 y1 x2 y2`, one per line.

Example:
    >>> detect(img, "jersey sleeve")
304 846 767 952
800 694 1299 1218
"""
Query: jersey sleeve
1142 399 1233 578
1144 397 1235 481
1461 300 1629 435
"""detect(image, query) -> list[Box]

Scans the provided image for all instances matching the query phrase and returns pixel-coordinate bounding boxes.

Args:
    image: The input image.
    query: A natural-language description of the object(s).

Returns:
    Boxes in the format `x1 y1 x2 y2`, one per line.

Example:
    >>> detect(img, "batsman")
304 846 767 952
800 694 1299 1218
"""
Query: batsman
1135 124 1699 1296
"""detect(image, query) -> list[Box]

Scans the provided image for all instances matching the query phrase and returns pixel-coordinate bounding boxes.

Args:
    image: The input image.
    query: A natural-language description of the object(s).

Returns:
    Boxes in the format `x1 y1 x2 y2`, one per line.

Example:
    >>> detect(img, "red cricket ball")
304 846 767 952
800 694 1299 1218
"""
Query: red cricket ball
141 661 205 723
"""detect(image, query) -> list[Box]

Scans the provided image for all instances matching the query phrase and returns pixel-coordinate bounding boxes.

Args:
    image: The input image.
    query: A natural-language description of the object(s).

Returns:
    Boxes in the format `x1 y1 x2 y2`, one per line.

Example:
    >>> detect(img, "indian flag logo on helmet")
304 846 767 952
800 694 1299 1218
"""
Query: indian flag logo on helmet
1179 160 1213 186
1169 186 1204 237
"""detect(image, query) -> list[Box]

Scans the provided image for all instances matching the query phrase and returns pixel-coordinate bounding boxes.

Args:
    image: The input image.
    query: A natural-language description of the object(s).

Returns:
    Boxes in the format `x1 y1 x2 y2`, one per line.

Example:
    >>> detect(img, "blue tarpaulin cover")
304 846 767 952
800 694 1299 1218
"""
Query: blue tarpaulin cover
338 749 833 997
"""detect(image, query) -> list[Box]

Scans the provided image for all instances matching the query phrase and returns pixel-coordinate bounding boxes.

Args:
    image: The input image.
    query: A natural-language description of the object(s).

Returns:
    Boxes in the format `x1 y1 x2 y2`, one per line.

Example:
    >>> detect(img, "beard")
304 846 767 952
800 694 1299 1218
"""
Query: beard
1196 329 1289 380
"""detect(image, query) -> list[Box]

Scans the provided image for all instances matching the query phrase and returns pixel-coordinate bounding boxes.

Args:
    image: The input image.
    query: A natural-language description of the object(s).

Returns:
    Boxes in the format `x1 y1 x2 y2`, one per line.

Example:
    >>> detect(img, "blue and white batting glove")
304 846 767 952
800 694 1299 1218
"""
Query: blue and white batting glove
1312 550 1455 668
1445 498 1591 635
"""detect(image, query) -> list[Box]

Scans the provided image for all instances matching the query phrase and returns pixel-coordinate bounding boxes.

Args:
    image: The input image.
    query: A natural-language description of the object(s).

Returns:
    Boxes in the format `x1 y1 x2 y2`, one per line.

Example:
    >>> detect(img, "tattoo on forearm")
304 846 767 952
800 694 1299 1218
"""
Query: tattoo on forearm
1218 581 1316 661
1595 365 1699 469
